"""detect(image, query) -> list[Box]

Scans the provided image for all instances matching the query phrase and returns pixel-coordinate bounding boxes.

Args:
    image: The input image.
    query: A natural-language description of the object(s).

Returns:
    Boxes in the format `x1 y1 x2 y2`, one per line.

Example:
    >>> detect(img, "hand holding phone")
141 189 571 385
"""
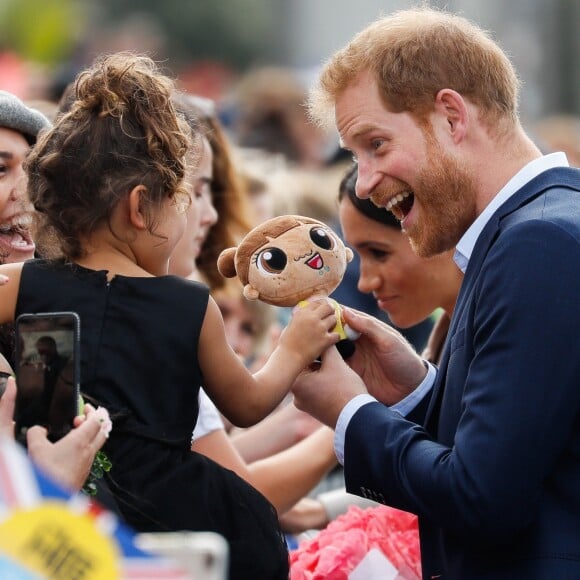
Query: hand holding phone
14 312 81 446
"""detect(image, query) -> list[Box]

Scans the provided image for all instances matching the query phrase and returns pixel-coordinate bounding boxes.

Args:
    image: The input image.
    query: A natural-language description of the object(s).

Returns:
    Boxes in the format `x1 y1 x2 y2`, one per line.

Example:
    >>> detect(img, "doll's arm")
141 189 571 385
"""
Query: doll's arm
344 324 361 341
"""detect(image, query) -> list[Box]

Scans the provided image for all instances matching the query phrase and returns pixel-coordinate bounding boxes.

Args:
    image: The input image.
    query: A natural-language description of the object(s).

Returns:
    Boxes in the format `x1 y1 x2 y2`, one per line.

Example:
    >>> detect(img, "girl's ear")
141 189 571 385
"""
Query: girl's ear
128 185 148 229
243 284 260 301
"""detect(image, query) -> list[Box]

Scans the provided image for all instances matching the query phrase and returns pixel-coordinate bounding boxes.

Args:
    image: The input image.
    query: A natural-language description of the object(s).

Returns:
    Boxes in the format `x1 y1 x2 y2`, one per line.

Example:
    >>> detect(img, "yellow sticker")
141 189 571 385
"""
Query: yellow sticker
0 502 119 579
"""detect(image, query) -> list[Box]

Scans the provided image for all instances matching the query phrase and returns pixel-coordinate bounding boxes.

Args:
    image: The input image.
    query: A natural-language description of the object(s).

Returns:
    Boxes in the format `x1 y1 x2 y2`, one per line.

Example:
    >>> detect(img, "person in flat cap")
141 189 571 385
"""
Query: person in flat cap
0 90 51 265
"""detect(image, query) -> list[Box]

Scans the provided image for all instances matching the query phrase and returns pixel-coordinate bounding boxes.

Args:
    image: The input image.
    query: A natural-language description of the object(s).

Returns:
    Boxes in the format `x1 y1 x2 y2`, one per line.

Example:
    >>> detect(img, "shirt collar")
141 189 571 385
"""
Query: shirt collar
454 152 569 273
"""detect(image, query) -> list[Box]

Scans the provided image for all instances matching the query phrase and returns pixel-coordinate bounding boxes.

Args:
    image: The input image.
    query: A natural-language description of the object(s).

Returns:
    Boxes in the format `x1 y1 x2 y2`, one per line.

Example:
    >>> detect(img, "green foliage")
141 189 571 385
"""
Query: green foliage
82 450 112 497
98 0 281 70
0 0 281 72
0 0 80 65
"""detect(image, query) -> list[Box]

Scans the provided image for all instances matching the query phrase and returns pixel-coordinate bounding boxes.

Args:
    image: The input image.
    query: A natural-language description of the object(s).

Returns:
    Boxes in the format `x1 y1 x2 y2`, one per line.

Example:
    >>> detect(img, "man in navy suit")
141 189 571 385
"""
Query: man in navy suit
292 7 580 579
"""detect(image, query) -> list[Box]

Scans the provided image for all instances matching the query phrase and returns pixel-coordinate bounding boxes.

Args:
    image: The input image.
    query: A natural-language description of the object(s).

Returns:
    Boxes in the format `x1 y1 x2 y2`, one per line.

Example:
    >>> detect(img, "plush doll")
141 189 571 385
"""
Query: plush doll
217 214 359 358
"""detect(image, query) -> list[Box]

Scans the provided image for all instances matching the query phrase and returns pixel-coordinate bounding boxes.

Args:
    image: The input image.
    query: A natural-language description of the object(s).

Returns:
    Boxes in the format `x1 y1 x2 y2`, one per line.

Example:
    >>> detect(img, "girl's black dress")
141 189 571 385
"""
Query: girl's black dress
16 259 289 580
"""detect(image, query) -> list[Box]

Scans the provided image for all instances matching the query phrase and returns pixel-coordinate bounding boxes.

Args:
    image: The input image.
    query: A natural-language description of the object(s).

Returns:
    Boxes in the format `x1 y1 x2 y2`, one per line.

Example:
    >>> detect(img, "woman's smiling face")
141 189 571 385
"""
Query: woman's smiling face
0 127 36 263
339 194 458 328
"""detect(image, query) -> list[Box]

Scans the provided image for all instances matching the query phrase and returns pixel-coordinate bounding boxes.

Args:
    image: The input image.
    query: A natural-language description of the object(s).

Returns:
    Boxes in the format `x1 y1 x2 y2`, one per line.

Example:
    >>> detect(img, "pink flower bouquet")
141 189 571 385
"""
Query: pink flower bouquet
290 504 421 580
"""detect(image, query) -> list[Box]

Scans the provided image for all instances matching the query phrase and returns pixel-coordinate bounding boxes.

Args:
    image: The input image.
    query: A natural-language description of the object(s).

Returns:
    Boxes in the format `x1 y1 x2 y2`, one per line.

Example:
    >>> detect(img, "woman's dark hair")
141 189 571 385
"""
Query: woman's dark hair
338 162 401 229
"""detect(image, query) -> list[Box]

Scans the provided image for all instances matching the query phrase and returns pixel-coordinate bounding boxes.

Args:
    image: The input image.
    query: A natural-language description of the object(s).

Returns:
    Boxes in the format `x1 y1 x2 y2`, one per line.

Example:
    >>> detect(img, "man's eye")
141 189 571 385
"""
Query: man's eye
371 139 384 150
256 247 287 274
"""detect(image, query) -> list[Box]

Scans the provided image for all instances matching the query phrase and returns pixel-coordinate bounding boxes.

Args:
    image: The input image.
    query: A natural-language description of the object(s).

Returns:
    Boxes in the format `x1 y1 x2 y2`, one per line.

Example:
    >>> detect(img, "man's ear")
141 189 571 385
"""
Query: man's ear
434 89 468 144
128 185 149 229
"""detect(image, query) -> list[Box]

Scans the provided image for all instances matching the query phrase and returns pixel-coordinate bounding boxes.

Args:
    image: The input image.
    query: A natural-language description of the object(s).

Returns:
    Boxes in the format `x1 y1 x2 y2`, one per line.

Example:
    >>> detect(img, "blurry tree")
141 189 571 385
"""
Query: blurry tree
0 0 83 65
98 0 283 70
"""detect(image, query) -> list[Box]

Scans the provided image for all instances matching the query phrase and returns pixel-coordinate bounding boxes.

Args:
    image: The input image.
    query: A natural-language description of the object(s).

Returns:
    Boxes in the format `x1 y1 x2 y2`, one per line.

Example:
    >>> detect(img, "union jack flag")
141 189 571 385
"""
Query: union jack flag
0 437 191 579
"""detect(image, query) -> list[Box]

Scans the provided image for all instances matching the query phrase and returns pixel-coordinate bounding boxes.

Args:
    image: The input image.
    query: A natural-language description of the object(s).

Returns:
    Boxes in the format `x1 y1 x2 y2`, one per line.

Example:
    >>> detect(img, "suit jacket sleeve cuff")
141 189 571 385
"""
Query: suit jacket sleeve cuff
390 361 436 417
335 394 376 464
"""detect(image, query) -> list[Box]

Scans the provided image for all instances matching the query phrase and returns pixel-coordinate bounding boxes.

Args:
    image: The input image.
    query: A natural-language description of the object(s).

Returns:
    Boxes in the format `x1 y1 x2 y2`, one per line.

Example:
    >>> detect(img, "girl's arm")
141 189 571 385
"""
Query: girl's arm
199 296 339 427
192 420 337 514
247 426 336 514
0 263 23 324
230 402 326 462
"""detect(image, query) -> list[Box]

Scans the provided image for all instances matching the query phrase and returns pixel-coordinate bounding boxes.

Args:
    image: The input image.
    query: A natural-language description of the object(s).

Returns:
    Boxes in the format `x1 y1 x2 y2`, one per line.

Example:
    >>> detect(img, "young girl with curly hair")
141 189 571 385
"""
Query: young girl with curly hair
0 53 340 580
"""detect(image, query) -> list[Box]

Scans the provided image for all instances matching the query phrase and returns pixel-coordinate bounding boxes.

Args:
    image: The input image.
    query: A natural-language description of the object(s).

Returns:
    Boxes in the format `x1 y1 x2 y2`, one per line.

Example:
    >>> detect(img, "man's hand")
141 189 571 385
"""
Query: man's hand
341 307 427 405
27 403 112 492
292 346 368 427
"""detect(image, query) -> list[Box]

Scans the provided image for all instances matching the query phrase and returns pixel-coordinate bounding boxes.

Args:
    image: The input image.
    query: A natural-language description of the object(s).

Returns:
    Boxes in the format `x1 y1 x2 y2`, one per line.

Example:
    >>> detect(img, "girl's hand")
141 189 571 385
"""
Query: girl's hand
280 298 339 366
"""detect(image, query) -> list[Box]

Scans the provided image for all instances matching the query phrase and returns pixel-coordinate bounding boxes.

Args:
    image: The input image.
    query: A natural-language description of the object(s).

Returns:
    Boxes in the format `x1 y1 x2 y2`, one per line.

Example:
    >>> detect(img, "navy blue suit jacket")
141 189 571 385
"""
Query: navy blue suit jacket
344 168 580 579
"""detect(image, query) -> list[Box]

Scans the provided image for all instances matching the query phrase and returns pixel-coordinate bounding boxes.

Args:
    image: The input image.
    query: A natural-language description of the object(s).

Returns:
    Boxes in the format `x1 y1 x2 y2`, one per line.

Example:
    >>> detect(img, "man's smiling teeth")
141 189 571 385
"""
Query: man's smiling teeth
385 191 411 211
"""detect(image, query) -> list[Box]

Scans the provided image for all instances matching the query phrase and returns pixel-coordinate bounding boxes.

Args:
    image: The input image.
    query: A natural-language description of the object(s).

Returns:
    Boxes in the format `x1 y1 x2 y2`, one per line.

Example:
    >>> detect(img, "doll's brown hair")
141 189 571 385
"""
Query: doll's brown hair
217 214 322 285
26 52 194 260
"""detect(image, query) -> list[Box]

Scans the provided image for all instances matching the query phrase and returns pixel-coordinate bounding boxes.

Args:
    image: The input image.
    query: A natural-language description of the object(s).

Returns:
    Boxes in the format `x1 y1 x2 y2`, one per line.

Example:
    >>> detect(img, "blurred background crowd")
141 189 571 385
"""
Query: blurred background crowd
2 0 578 508
1 0 579 564
1 0 579 160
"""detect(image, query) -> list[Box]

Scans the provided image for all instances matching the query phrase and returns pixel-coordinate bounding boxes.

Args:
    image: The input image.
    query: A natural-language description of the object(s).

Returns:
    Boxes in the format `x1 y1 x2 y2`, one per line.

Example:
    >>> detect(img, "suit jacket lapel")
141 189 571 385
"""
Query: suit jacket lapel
424 167 580 432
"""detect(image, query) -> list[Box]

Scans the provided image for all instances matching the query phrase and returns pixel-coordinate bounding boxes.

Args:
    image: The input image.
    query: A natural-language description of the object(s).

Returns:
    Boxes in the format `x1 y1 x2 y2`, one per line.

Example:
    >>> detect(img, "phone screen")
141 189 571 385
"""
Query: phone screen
14 312 80 445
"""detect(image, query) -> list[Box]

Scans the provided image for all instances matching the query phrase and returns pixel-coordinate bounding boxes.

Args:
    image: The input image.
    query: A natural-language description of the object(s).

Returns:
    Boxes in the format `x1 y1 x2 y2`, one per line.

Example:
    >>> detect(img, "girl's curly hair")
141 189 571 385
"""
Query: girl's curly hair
26 52 196 260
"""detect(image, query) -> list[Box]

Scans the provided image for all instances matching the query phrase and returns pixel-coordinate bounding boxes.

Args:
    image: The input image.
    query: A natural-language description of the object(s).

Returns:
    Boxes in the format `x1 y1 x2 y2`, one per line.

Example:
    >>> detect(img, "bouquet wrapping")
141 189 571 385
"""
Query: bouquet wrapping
290 504 421 580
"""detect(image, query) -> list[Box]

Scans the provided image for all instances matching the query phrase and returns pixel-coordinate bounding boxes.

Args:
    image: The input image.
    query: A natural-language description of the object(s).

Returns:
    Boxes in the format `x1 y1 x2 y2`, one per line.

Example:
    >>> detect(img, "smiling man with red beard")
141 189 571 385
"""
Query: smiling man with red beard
291 7 580 580
0 91 50 264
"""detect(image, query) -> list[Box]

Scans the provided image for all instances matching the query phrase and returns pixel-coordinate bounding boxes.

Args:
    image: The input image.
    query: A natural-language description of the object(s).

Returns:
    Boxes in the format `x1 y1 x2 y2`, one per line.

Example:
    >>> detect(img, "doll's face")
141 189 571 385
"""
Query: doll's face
247 222 352 306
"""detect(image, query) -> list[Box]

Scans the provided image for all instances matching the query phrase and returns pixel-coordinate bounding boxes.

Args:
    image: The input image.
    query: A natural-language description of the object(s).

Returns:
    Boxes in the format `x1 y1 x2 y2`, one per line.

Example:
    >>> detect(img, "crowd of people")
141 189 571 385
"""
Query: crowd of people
0 6 578 579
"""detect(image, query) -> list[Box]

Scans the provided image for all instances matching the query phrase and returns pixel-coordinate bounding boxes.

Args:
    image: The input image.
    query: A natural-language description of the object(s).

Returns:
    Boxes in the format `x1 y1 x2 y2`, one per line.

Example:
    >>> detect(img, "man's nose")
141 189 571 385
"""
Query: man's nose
355 161 381 199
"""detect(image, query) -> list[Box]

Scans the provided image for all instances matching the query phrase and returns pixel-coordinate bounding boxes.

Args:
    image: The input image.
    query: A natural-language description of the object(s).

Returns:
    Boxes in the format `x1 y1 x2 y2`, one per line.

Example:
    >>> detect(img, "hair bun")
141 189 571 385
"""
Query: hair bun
73 52 163 119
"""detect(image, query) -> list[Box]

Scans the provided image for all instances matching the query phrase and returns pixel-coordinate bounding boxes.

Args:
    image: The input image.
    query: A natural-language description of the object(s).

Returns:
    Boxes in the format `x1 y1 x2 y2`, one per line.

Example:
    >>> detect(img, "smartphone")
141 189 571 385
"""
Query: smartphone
14 312 81 446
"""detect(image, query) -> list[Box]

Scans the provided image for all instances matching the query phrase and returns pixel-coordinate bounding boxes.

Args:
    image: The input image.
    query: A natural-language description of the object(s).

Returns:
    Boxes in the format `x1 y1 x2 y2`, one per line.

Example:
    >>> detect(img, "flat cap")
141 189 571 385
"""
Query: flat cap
0 90 51 145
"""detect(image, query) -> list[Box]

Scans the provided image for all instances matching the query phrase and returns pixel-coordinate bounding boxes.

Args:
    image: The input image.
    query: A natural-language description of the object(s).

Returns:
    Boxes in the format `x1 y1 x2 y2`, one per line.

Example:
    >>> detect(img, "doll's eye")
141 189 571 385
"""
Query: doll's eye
310 227 334 250
256 247 287 274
